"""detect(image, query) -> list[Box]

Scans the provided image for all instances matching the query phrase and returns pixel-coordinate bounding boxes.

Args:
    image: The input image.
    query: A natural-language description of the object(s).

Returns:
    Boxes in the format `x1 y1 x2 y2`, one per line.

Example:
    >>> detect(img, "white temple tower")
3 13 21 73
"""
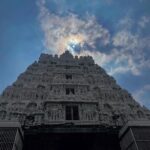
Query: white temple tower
0 51 150 150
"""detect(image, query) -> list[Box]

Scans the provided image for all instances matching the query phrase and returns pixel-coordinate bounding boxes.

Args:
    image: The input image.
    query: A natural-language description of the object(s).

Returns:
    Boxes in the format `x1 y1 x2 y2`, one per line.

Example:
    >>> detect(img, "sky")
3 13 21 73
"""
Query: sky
0 0 150 108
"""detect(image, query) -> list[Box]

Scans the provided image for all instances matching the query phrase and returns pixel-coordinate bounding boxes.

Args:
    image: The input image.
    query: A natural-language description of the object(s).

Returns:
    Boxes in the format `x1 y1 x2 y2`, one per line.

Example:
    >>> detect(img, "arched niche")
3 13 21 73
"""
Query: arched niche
0 111 6 120
0 102 8 109
27 103 37 111
37 85 45 89
137 110 144 118
11 102 25 111
129 114 135 120
12 102 25 107
43 101 51 110
25 115 35 125
34 114 44 124
93 86 101 97
104 103 113 112
43 102 59 111
128 104 135 109
42 73 48 76
87 75 95 84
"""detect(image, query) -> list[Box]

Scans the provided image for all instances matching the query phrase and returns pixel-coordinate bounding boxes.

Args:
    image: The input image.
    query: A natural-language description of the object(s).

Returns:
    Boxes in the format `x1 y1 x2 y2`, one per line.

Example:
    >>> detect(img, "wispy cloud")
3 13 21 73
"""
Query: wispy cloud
113 30 138 49
117 16 133 30
138 16 150 28
111 14 150 75
133 84 150 106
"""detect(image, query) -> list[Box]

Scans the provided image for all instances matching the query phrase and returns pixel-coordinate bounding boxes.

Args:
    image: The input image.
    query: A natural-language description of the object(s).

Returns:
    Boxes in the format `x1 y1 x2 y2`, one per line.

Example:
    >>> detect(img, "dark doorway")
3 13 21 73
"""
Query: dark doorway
23 132 121 150
65 105 79 120
66 88 75 95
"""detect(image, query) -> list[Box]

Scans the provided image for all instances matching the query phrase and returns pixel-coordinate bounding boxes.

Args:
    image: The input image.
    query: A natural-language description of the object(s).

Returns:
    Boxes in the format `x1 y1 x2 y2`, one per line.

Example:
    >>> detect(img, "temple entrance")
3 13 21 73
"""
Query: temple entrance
23 128 121 150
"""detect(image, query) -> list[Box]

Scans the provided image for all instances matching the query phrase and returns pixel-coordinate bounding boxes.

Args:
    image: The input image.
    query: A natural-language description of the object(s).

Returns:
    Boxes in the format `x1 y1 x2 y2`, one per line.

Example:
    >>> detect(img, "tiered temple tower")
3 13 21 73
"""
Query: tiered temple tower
0 50 149 127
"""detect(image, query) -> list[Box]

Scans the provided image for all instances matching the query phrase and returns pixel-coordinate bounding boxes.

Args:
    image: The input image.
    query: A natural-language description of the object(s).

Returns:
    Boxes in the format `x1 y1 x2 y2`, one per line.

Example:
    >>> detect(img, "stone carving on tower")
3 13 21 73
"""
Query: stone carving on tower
0 50 150 127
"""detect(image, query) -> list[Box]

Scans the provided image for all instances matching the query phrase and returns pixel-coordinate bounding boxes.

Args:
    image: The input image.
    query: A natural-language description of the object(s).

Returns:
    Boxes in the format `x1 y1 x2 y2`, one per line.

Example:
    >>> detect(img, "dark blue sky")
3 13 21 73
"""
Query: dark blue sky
0 0 150 108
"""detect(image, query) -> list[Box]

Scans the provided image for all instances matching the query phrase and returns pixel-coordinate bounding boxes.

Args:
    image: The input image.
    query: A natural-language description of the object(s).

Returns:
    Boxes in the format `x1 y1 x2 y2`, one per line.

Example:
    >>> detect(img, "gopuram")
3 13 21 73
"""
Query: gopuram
0 51 150 150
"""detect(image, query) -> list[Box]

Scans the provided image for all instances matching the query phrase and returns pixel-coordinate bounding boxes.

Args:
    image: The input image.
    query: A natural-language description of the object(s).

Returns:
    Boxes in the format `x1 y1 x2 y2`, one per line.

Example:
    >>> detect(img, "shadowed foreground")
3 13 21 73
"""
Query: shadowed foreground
23 132 120 150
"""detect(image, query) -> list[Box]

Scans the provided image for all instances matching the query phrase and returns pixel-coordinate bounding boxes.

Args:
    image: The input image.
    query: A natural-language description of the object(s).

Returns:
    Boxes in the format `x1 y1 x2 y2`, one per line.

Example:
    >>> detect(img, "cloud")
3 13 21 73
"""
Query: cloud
117 17 133 30
37 0 110 55
138 16 150 28
113 28 150 75
37 0 150 76
107 50 141 75
111 15 150 75
133 84 150 106
113 30 138 49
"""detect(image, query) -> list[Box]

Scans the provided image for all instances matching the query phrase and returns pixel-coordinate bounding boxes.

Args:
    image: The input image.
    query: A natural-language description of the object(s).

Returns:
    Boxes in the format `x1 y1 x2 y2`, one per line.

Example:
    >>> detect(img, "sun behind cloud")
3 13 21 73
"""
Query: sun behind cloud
37 0 150 78
57 34 86 54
